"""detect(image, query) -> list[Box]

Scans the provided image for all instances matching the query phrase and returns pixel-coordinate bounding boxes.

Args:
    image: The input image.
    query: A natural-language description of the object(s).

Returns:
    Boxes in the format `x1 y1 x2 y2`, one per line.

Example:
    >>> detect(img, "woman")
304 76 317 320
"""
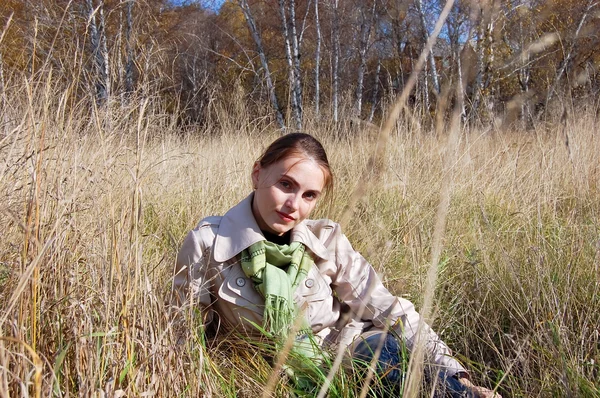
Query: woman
173 133 499 397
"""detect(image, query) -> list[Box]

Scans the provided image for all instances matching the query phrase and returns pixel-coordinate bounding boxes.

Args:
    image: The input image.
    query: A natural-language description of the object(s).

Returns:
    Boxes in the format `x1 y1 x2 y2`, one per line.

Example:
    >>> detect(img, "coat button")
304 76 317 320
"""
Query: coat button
305 279 314 288
236 277 246 287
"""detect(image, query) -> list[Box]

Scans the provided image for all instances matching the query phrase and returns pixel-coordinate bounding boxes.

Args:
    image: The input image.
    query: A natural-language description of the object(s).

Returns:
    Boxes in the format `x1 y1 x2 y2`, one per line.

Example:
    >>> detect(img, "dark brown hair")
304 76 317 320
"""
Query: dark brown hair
257 133 333 194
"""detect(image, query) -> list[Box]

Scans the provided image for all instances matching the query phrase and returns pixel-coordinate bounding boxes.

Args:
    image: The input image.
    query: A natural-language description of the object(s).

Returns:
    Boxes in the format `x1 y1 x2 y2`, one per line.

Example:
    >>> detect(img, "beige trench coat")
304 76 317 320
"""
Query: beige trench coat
173 194 466 376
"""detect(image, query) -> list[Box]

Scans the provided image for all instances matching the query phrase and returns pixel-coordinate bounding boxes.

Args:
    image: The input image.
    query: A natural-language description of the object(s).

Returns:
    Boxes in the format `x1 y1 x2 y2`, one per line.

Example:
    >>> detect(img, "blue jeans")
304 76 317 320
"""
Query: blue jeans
353 332 475 397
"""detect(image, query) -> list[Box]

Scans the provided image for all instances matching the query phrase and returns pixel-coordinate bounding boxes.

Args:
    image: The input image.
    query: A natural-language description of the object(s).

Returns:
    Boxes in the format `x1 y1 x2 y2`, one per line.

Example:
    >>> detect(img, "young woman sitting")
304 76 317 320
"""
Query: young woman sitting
173 133 500 397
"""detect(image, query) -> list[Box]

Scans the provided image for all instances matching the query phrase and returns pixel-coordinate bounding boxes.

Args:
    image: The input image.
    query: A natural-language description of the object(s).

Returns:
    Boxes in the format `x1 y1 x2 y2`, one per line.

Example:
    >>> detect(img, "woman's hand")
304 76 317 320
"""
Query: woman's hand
459 377 503 398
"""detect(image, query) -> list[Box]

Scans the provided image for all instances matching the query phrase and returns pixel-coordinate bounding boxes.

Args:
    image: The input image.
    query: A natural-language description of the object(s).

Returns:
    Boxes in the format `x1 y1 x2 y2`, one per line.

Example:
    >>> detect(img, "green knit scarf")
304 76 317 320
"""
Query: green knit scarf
241 240 314 338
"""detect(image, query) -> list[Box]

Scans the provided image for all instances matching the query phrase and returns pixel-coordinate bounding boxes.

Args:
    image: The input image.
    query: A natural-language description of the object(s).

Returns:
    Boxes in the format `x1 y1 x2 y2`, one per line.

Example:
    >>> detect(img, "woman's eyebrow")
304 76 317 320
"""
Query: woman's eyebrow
280 173 298 186
281 173 322 194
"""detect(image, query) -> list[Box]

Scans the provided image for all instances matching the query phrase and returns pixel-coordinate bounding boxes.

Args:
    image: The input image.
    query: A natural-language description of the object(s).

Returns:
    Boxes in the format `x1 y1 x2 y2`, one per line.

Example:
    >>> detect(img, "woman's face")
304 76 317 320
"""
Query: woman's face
251 155 326 236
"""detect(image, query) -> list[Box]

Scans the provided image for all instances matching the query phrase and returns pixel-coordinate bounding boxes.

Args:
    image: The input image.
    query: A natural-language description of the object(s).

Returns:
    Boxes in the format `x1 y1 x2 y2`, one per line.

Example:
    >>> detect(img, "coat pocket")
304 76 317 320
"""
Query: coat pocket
217 262 264 316
294 265 333 327
294 265 332 303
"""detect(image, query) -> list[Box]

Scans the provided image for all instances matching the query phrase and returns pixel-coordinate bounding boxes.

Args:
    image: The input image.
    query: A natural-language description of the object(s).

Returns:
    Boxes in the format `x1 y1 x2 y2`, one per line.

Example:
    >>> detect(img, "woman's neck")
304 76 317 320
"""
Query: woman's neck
262 229 291 245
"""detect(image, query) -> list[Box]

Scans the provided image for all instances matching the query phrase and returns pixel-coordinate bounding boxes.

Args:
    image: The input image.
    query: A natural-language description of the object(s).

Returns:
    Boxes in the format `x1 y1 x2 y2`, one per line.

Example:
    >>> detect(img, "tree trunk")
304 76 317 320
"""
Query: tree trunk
355 0 376 117
314 0 321 115
289 0 302 129
368 57 381 123
86 0 110 104
238 0 285 130
278 0 303 130
124 0 134 96
278 0 297 128
415 0 440 95
446 5 466 119
472 4 495 119
332 0 340 123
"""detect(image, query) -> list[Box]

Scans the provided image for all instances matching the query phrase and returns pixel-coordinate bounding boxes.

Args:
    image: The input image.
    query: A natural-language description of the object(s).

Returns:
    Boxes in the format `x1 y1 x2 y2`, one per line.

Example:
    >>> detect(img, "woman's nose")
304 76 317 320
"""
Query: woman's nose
285 193 300 211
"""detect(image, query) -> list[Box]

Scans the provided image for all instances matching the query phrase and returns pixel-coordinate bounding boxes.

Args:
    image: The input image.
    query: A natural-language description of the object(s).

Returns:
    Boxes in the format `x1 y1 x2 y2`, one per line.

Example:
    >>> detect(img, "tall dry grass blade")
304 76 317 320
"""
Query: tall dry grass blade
0 337 42 398
0 12 13 46
404 82 464 396
401 1 465 395
1 236 54 330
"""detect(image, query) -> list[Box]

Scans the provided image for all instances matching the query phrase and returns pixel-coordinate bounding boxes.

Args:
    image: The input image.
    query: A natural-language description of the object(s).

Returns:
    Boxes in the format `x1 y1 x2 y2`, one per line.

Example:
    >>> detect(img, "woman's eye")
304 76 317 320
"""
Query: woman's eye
280 180 291 189
304 192 317 201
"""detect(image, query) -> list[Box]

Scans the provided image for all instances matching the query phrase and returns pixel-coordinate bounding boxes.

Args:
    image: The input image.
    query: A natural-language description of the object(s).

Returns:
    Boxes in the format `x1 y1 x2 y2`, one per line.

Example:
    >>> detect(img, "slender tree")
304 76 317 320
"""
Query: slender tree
86 0 110 104
314 0 321 115
278 0 302 129
124 0 135 96
237 0 285 129
471 1 496 119
332 0 340 123
415 0 440 95
355 0 377 117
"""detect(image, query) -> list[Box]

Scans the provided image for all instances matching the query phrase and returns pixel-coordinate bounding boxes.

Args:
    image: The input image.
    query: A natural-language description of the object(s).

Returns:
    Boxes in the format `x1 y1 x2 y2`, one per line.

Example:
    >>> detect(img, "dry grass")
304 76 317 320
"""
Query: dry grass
1 70 599 397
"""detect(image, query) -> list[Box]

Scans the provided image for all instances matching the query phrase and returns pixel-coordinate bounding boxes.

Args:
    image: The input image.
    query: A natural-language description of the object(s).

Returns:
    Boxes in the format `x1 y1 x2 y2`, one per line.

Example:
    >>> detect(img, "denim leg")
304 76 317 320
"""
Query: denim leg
353 332 406 395
352 332 475 398
433 371 476 398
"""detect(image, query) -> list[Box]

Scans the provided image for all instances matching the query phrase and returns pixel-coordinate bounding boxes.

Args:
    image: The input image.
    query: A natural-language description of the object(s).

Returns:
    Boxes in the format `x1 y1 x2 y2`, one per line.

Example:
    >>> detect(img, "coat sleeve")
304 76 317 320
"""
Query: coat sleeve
172 218 219 327
330 224 467 376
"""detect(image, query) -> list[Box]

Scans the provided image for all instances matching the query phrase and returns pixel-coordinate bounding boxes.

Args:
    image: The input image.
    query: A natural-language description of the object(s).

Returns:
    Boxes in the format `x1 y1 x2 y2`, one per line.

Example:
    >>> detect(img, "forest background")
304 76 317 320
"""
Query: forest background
0 0 599 397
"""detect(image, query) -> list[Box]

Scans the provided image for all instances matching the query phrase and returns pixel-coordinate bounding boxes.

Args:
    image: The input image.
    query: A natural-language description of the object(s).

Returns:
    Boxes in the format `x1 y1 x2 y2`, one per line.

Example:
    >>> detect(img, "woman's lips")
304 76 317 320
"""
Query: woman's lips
276 211 296 222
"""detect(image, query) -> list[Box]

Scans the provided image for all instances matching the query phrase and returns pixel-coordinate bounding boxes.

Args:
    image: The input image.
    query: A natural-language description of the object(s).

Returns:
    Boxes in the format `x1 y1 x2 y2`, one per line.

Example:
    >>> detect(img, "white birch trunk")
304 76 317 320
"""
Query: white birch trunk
278 0 298 128
99 3 111 100
332 0 340 123
238 0 285 130
415 0 440 94
314 0 321 115
124 0 134 95
472 6 495 118
289 0 303 129
355 0 376 116
368 57 381 122
86 0 110 104
278 0 303 129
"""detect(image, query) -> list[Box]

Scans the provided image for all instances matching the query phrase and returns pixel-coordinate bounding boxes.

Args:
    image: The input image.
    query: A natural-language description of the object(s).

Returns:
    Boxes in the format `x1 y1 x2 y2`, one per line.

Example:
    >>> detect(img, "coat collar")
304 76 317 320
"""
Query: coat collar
212 193 330 262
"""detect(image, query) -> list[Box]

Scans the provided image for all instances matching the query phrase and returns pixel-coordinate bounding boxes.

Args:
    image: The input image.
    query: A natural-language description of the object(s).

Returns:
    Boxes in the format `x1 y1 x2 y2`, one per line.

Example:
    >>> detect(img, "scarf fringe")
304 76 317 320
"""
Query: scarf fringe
264 294 294 337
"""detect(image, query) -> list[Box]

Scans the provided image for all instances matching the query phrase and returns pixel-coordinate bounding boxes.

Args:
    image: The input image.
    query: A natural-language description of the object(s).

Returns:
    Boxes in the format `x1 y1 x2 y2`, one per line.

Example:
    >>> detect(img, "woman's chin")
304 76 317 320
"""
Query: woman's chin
267 223 293 236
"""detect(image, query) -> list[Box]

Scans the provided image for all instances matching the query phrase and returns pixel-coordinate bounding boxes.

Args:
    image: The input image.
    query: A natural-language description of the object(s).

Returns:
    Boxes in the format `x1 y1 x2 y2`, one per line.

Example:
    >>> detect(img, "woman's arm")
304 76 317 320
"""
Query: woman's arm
173 218 220 326
329 224 467 376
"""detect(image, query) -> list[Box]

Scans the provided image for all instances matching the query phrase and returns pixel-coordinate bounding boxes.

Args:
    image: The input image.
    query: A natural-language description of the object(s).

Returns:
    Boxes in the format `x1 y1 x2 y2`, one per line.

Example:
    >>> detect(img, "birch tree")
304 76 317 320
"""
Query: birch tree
368 57 381 122
471 1 497 118
314 0 321 115
415 0 440 95
278 0 302 130
237 0 285 129
123 0 134 96
354 0 377 116
332 0 340 123
86 0 110 104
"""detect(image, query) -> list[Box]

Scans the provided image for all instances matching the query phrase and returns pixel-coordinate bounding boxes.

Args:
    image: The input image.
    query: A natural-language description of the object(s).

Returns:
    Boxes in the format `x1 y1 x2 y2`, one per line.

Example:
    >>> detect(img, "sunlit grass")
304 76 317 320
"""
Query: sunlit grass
0 69 599 397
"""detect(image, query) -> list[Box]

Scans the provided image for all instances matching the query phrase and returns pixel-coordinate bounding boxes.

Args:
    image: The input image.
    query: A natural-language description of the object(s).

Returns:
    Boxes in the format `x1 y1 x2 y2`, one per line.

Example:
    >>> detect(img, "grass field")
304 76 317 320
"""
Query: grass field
0 78 599 397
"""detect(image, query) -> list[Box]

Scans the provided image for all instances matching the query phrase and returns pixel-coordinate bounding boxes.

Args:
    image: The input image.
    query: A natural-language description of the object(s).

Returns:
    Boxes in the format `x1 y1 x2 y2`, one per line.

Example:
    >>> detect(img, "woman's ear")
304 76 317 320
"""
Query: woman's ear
251 161 261 189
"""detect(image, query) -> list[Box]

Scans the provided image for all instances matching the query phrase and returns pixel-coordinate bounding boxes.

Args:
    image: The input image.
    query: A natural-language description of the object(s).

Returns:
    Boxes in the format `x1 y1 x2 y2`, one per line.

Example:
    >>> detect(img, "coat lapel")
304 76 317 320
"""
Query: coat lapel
213 193 331 263
213 194 264 263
